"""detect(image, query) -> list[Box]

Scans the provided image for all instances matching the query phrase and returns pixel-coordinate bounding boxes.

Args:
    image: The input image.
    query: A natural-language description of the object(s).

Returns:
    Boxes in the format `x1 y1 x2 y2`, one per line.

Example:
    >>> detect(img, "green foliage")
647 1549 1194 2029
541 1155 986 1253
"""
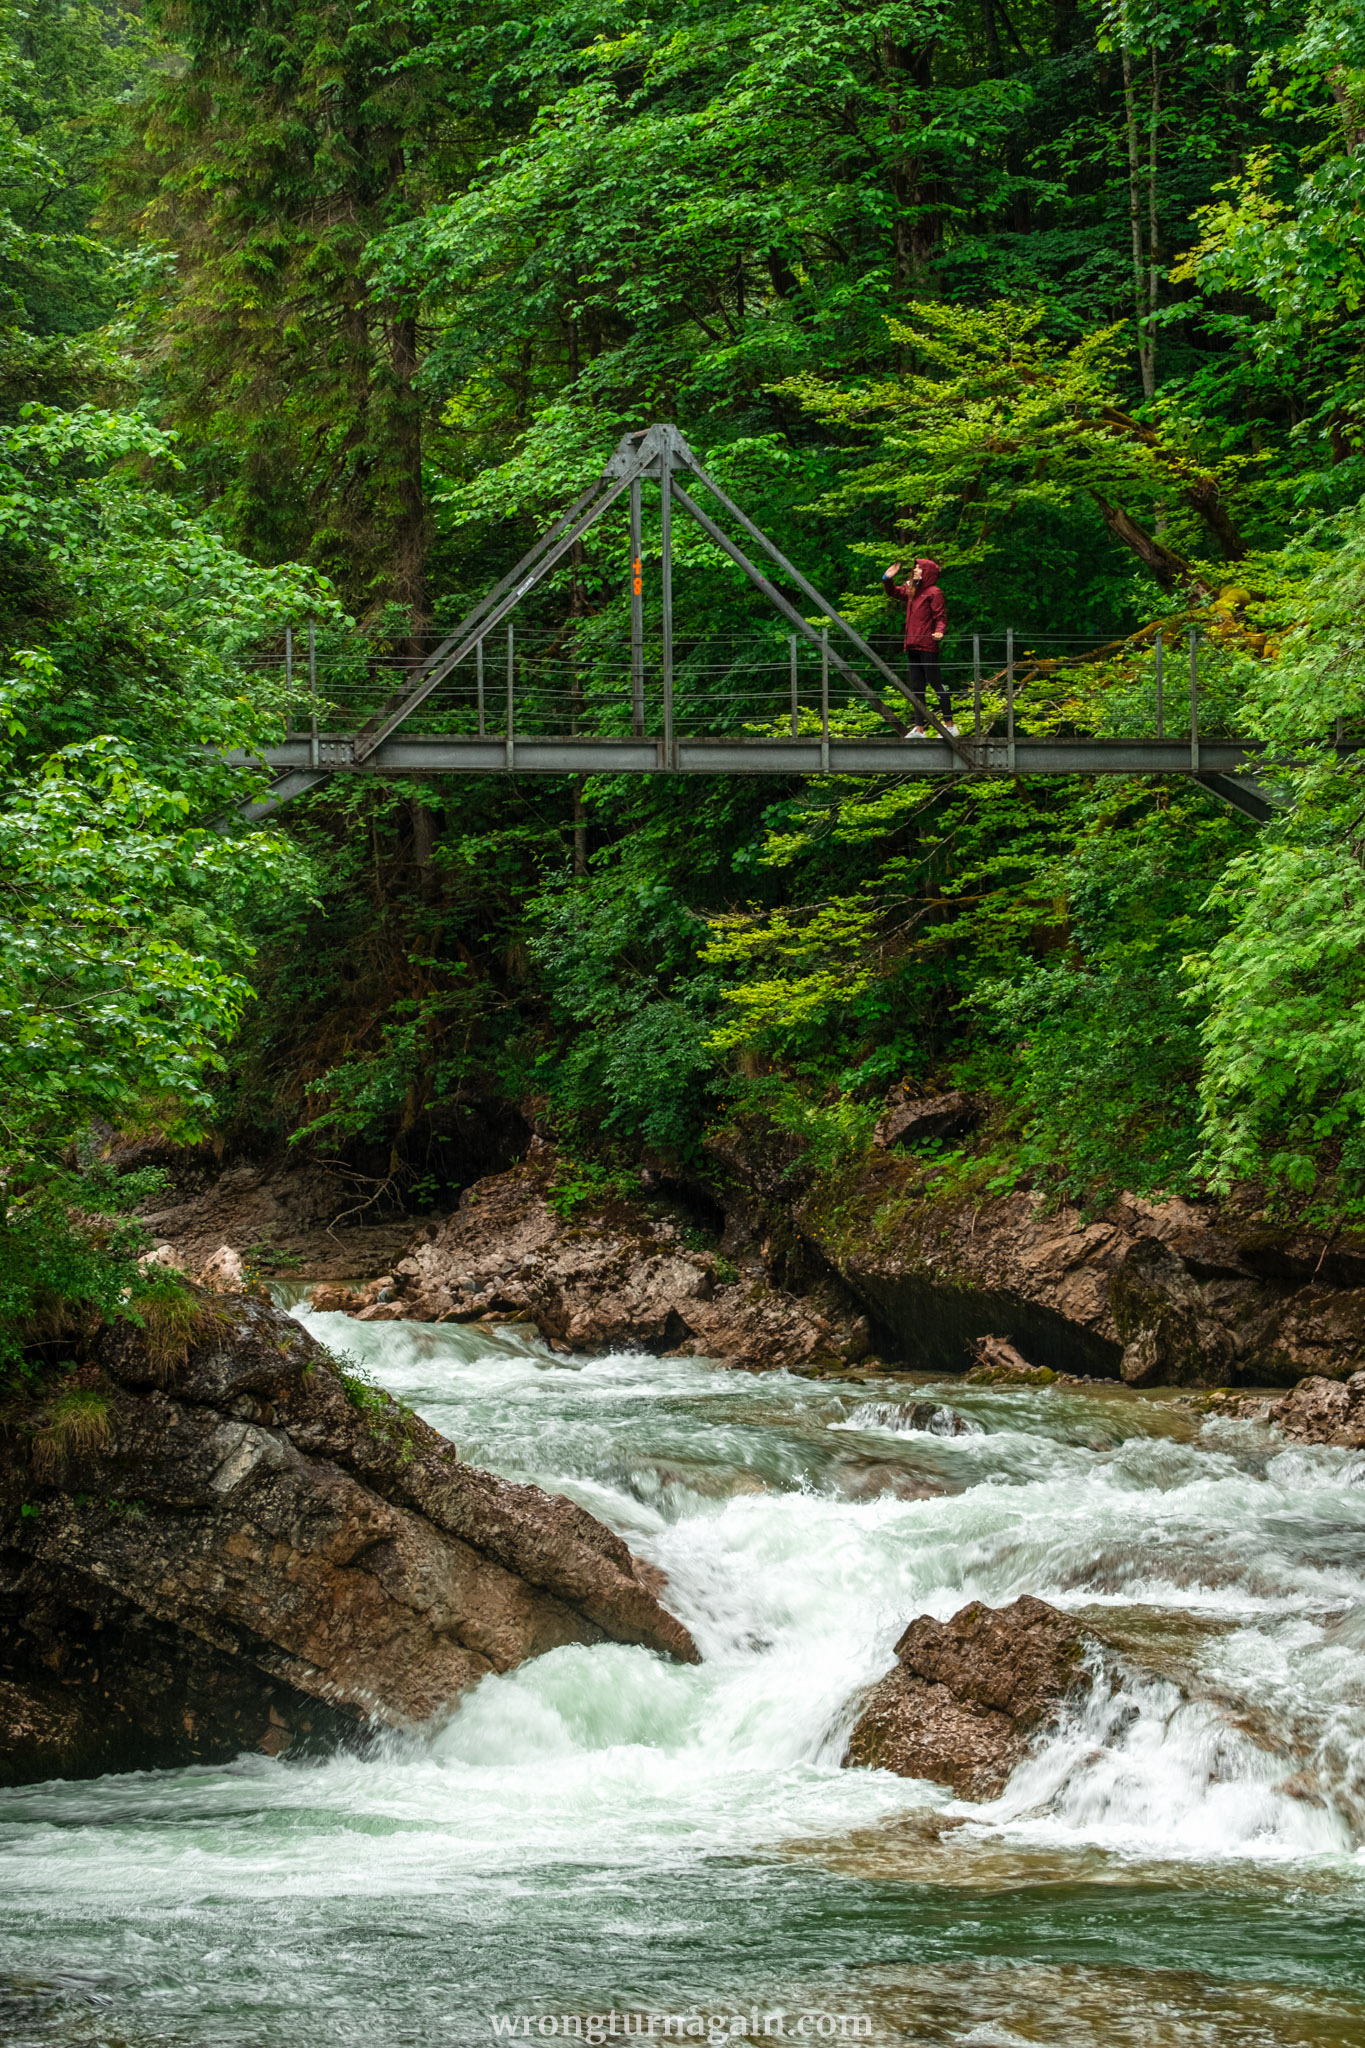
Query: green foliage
5 0 1364 1251
1184 505 1365 1204
108 0 482 616
545 1157 643 1218
294 966 498 1152
782 300 1251 601
700 900 882 1056
529 870 720 1155
973 788 1244 1200
735 1081 882 1179
120 1269 225 1369
0 0 142 339
0 1165 163 1376
1191 837 1365 1200
333 1354 418 1457
29 1385 112 1476
0 406 324 1166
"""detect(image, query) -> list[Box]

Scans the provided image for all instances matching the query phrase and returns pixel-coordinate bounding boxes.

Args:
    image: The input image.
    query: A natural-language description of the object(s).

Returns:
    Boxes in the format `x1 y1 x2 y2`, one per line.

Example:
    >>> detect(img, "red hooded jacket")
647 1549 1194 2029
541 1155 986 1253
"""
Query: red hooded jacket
885 558 946 650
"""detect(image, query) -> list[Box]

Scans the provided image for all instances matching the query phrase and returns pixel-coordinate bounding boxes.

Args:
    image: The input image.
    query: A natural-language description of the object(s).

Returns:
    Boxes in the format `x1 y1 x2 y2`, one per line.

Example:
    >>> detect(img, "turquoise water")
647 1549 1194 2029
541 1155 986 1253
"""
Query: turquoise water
2 1314 1363 2046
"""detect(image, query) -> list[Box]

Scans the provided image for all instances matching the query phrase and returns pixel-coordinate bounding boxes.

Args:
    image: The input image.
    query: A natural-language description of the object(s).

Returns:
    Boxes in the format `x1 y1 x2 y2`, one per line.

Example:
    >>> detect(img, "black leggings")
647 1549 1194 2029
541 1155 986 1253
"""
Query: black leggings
906 646 951 722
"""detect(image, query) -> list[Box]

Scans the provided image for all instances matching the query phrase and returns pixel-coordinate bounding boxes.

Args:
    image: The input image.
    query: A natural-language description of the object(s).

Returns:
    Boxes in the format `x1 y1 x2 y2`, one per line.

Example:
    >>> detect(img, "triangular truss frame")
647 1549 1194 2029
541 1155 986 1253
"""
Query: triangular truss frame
255 422 975 811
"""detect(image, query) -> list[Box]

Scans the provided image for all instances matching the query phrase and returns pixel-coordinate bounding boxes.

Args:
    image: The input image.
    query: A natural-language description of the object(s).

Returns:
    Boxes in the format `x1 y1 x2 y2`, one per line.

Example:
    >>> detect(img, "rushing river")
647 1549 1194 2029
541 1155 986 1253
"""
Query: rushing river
3 1311 1365 2047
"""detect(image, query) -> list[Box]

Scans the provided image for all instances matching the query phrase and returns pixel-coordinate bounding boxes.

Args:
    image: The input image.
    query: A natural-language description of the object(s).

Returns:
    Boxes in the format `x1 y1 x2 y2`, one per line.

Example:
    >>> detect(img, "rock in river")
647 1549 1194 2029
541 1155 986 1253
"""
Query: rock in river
0 1289 697 1787
844 1594 1089 1799
367 1157 870 1372
845 1400 982 1437
1267 1371 1365 1448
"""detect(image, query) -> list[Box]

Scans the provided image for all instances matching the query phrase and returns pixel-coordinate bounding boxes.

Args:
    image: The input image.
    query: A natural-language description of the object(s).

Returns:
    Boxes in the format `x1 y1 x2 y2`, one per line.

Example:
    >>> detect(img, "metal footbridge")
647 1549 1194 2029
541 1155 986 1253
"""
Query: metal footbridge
241 425 1340 825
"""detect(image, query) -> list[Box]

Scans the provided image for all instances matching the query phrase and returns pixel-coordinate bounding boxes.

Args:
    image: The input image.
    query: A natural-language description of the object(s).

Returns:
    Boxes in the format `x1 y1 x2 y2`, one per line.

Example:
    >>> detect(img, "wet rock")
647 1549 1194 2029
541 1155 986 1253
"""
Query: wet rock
198 1243 247 1293
1111 1236 1239 1388
874 1090 983 1152
138 1242 184 1272
830 1458 956 1503
846 1400 982 1437
383 1160 867 1373
0 1290 697 1787
751 1141 1365 1388
843 1595 1090 1800
964 1335 1055 1387
1235 1228 1365 1291
309 1281 363 1313
1251 1287 1365 1385
136 1155 419 1283
1266 1372 1365 1448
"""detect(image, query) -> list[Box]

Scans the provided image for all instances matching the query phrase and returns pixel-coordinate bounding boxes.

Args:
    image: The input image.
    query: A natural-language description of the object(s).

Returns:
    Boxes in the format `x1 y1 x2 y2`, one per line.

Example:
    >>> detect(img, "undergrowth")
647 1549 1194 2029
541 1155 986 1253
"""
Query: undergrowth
0 1166 168 1382
119 1274 226 1373
332 1354 420 1460
29 1388 113 1477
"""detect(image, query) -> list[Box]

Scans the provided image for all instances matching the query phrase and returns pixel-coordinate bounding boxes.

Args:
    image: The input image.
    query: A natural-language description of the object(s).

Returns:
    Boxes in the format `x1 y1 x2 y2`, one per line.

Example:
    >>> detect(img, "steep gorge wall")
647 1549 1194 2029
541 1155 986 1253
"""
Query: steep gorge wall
701 1113 1365 1389
0 1290 696 1787
137 1114 1365 1390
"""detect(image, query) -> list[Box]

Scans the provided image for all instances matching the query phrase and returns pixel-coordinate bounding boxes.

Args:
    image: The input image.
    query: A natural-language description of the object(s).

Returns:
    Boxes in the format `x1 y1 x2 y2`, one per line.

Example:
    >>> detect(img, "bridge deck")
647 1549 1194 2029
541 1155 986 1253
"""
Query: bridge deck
253 733 1310 778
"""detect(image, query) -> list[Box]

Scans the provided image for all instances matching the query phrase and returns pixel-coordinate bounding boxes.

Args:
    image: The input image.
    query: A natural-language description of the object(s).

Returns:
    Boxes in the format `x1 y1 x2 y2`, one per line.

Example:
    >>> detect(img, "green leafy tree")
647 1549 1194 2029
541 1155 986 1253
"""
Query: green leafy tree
109 0 493 624
783 299 1257 602
1187 502 1365 1203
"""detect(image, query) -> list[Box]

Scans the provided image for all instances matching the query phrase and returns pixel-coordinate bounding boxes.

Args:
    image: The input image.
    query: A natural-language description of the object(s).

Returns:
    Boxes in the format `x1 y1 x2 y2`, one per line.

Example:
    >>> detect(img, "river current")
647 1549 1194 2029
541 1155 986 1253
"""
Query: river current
3 1311 1365 2046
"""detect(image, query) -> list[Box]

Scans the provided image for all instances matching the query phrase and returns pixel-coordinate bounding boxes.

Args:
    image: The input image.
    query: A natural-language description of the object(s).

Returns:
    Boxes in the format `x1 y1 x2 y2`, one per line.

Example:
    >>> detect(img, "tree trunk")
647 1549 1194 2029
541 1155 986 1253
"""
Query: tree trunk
1091 494 1204 592
573 777 588 878
1147 49 1160 376
1122 49 1157 400
883 29 941 286
411 800 435 870
1184 476 1249 560
982 0 1004 76
386 309 428 650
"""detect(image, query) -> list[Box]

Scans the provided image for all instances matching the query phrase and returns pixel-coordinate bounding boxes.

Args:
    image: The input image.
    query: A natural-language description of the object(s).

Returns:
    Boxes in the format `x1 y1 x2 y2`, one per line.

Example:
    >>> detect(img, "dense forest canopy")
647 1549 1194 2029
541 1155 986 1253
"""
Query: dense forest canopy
3 0 1365 1325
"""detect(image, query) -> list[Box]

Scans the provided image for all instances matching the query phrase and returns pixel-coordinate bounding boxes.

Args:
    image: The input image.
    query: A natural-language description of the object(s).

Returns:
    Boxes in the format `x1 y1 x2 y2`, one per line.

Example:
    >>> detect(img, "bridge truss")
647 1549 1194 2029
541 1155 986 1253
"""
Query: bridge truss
240 424 1340 826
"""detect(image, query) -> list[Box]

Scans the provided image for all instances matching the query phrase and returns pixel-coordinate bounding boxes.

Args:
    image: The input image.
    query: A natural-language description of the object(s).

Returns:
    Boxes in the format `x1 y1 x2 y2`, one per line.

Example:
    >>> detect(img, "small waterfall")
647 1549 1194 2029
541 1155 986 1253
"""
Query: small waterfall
2 1313 1363 2046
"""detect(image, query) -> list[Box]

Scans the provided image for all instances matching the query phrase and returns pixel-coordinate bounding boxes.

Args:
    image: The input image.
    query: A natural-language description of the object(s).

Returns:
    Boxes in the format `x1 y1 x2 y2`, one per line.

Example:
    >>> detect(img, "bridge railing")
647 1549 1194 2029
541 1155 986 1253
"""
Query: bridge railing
239 620 1350 757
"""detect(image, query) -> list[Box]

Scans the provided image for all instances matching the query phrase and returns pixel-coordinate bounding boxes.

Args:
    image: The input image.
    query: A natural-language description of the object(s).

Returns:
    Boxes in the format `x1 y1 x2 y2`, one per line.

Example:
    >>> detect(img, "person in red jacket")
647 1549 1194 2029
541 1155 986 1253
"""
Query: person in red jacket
883 557 957 736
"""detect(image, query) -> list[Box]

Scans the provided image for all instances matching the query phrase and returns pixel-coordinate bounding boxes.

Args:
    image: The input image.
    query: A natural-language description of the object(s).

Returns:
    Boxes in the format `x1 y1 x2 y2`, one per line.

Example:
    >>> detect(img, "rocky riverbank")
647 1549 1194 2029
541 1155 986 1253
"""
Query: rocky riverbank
0 1288 695 1787
704 1103 1365 1389
137 1101 1365 1393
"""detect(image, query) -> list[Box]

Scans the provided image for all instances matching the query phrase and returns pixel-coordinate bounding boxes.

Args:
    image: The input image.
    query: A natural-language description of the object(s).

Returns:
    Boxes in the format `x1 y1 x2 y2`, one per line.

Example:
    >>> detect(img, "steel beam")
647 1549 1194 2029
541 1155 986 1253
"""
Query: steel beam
1197 772 1278 822
668 479 908 739
240 734 1340 782
671 445 967 756
629 477 644 737
350 455 651 762
353 476 606 753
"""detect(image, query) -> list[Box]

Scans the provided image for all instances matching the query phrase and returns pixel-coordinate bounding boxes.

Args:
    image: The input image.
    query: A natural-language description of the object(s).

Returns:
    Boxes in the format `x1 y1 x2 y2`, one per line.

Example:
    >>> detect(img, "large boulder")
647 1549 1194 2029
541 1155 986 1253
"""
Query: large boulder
0 1290 696 1787
1266 1371 1365 1447
372 1160 870 1373
1111 1235 1241 1388
792 1166 1365 1387
964 1334 1056 1386
843 1595 1089 1799
873 1089 983 1152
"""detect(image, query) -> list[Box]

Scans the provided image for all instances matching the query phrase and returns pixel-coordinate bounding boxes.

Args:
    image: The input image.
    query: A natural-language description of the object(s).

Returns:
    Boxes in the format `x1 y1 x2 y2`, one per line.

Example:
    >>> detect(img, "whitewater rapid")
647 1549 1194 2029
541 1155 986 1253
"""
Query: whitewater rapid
1 1313 1363 2046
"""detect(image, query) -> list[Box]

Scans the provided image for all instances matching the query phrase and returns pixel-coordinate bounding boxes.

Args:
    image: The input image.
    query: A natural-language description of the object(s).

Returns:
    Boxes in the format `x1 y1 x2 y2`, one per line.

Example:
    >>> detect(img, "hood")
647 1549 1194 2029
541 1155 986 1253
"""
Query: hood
914 558 941 588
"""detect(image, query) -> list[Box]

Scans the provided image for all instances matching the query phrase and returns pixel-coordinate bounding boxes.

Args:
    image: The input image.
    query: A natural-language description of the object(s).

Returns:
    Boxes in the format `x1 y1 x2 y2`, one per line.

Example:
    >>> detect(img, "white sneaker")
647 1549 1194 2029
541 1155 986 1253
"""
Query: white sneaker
945 721 961 735
905 725 928 739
